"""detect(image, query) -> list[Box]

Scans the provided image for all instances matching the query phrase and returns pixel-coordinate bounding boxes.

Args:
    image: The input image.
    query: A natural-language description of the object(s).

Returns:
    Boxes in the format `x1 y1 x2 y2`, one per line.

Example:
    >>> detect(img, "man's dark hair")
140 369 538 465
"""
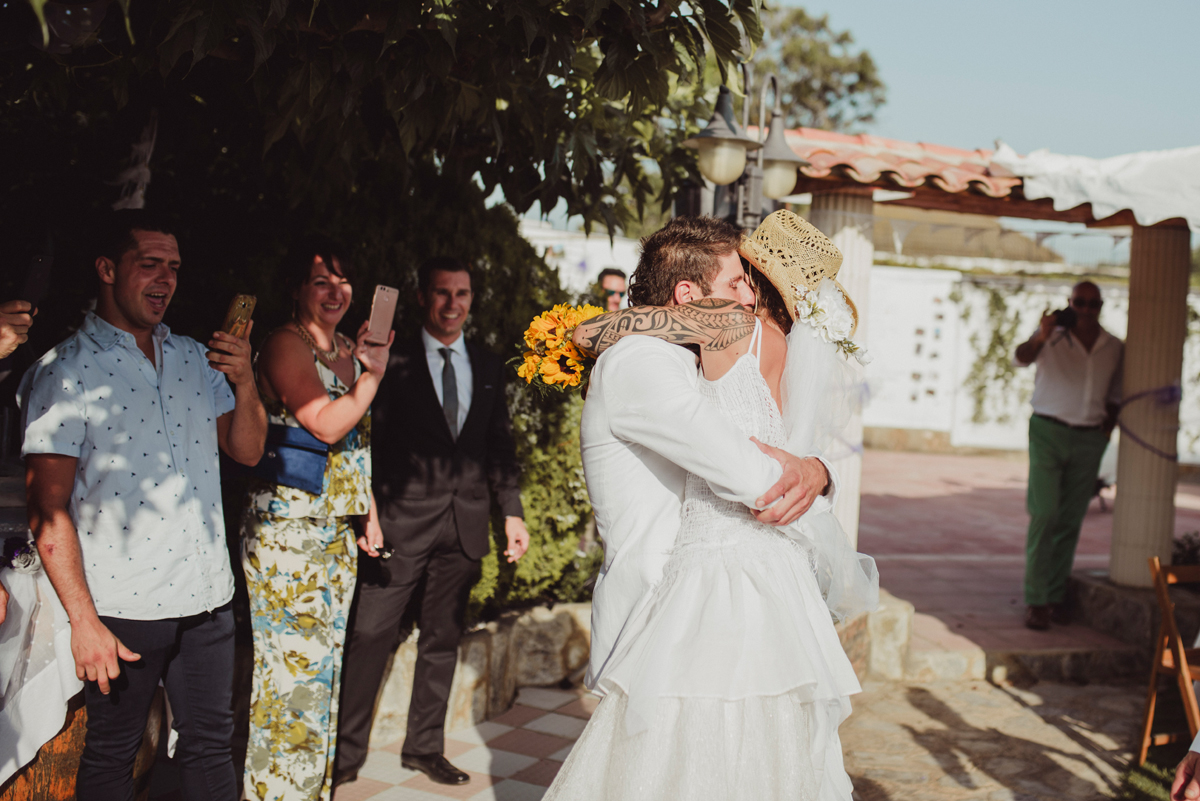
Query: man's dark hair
280 237 353 295
597 267 626 282
418 257 472 292
628 216 742 307
96 209 176 265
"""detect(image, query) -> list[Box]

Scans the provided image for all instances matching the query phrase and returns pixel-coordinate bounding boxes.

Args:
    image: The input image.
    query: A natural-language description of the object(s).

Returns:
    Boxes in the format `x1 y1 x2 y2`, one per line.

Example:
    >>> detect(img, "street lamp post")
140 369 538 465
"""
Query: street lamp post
683 67 810 231
681 84 761 187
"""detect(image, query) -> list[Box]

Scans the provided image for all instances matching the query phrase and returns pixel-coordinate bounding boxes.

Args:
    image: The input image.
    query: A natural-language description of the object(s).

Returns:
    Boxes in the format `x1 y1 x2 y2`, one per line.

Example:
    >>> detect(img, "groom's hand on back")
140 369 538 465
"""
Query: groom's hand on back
750 437 830 526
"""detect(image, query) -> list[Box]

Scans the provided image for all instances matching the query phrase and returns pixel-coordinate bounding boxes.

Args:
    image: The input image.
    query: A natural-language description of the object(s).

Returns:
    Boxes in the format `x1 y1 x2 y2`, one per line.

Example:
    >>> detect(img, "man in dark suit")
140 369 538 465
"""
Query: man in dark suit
335 257 528 787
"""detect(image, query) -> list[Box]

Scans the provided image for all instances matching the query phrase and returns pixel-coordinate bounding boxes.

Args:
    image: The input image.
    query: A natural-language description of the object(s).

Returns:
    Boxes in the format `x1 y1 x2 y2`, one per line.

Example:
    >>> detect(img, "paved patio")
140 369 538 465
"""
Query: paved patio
860 449 1200 654
333 687 591 801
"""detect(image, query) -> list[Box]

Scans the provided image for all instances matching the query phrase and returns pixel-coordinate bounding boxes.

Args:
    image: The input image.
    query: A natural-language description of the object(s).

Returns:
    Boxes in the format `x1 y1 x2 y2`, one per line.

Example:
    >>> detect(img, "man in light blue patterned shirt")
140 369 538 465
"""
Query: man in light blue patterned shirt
20 210 266 801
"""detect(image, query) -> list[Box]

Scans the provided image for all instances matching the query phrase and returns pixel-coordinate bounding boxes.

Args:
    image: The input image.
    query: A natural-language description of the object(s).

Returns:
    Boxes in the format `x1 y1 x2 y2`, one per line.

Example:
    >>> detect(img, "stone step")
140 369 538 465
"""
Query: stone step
866 589 1138 684
905 613 986 682
868 591 986 682
987 645 1142 685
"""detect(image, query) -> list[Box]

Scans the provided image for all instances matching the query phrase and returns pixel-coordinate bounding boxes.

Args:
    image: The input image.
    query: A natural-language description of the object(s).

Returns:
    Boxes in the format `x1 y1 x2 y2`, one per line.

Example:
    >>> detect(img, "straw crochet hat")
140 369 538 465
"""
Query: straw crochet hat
738 210 857 335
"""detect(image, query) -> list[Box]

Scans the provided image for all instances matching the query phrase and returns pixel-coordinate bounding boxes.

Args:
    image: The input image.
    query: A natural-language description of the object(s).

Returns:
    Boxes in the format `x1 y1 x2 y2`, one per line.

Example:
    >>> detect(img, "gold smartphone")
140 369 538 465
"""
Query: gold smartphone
365 285 399 345
221 294 257 339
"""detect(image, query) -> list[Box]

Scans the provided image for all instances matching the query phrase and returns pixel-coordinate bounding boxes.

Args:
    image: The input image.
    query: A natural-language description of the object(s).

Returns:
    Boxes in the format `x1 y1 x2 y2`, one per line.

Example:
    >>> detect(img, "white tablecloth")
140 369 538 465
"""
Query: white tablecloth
0 567 82 785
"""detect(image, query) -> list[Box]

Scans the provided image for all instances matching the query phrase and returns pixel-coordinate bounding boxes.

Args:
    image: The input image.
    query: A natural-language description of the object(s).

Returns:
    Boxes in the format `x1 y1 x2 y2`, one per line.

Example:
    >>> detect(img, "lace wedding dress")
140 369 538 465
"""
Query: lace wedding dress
545 322 861 801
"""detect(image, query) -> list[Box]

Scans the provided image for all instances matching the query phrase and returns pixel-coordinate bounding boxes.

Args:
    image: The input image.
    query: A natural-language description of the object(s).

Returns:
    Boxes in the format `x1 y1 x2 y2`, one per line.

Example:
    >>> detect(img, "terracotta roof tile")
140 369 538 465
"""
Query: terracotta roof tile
774 127 1022 198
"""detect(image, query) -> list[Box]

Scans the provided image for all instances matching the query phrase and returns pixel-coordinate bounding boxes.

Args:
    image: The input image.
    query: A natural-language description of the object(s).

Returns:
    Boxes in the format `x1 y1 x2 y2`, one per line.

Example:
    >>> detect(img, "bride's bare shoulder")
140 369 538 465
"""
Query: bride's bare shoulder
759 318 788 369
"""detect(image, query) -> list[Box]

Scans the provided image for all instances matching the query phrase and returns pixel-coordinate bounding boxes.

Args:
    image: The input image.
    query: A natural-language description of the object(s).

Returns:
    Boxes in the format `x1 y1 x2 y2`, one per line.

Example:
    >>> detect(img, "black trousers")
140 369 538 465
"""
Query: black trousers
77 603 236 801
335 524 479 771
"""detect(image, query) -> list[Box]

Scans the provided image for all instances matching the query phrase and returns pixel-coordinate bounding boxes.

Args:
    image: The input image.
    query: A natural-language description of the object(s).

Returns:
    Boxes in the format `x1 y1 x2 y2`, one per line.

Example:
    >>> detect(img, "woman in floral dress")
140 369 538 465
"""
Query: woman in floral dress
241 240 393 800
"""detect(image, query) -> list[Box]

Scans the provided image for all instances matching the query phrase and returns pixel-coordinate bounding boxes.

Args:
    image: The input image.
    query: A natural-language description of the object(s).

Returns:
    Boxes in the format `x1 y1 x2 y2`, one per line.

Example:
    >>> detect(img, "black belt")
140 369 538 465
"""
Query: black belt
1033 413 1103 431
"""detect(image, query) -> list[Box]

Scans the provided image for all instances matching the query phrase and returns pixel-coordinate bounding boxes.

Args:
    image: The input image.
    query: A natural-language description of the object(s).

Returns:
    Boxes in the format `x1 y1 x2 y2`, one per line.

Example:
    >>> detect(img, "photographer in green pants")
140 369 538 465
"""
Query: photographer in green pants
1014 281 1122 631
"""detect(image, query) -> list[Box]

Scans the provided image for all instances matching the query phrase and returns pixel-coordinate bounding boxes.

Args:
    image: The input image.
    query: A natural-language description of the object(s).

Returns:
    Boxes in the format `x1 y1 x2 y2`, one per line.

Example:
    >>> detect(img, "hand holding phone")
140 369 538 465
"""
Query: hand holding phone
365 285 398 345
221 294 257 339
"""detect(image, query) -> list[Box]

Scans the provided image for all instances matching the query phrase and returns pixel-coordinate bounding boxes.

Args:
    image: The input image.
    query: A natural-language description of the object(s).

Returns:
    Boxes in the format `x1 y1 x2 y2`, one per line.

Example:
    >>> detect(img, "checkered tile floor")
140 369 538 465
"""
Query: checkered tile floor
333 687 598 801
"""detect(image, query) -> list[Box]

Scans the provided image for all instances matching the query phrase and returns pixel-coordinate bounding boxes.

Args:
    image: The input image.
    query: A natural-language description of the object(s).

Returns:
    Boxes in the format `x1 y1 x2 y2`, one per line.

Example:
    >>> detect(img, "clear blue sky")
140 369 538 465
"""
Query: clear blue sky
775 0 1200 159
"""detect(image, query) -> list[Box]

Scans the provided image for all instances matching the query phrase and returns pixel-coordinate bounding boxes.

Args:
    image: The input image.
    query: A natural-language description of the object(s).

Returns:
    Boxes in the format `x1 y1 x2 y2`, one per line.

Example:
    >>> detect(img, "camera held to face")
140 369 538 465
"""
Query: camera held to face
1053 307 1078 329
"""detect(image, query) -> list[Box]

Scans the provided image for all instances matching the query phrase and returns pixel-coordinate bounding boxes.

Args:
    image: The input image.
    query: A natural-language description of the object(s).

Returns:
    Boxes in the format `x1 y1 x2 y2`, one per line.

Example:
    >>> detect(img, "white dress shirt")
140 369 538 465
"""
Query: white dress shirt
422 327 472 433
581 337 838 689
19 312 237 619
1019 326 1123 427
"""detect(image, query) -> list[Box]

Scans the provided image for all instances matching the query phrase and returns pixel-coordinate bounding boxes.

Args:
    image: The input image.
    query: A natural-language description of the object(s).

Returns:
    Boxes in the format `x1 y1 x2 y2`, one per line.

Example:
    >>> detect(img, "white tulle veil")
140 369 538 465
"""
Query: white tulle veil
778 278 879 621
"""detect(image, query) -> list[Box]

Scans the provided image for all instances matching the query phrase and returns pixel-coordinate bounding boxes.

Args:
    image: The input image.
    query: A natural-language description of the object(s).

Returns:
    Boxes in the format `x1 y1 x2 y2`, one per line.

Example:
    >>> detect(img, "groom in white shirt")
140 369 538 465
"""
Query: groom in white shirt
578 216 836 688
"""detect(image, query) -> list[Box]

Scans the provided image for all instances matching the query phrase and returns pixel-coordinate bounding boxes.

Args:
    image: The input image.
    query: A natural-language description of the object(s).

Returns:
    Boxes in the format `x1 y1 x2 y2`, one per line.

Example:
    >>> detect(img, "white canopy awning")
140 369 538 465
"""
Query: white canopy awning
992 141 1200 231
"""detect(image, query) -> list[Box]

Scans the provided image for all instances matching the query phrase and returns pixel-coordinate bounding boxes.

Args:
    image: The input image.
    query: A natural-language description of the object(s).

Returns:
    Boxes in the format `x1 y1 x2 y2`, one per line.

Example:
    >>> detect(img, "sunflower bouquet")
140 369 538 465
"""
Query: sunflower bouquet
514 303 605 394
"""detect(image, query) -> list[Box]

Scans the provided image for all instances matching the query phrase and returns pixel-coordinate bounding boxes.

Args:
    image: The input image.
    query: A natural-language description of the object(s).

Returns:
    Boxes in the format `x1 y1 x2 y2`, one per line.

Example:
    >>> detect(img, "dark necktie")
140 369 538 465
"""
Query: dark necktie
439 347 458 439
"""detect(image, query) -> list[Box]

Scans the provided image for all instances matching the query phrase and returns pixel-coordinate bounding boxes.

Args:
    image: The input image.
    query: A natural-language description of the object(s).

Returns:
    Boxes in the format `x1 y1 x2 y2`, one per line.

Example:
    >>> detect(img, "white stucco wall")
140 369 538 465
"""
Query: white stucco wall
519 219 641 297
863 265 1200 463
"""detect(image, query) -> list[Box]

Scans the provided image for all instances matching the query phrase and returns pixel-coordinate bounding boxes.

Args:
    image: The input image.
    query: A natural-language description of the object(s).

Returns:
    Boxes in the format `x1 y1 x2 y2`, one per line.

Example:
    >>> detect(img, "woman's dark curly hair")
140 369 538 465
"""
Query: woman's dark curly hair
628 216 743 307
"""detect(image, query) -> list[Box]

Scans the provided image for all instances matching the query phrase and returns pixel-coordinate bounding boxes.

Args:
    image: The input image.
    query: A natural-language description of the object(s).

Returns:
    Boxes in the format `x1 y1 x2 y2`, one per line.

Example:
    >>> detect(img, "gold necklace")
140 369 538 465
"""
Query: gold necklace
294 322 340 364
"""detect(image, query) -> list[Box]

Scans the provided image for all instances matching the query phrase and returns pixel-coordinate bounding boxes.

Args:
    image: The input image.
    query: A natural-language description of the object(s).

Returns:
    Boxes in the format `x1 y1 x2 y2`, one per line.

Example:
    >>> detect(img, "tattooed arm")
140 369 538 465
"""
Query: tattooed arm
572 299 757 358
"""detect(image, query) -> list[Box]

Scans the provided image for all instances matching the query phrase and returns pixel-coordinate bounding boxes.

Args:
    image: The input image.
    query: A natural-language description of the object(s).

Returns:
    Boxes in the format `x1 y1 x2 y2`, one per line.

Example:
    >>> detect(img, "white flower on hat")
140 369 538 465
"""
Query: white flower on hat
792 278 871 365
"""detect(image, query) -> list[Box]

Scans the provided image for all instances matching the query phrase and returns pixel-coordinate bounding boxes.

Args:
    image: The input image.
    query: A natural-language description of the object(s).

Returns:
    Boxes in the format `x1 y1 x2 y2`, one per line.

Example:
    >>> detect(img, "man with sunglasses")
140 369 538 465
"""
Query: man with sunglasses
1014 281 1122 630
597 267 628 312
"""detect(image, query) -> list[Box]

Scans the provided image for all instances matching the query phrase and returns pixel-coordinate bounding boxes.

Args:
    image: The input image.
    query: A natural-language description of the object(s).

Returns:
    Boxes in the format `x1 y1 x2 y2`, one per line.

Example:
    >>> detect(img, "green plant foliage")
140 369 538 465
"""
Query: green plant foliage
749 7 886 131
1115 741 1187 800
2 0 764 235
470 392 602 621
961 283 1027 424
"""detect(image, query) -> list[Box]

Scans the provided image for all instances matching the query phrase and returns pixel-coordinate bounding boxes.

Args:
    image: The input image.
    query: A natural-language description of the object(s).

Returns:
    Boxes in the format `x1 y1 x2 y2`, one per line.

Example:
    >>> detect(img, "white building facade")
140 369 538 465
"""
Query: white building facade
864 265 1200 464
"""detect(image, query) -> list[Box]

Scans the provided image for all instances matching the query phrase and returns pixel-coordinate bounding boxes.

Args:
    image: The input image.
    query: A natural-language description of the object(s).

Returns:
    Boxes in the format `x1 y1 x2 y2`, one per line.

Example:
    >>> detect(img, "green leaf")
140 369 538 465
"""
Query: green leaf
114 0 135 43
190 8 211 66
162 3 203 46
582 0 610 30
430 0 457 54
243 14 274 74
26 0 49 47
732 0 763 50
696 0 743 64
308 60 329 105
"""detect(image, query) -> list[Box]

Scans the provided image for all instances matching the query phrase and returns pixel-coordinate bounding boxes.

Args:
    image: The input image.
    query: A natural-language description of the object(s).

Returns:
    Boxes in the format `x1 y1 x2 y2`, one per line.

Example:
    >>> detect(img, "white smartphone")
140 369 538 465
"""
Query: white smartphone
365 285 399 345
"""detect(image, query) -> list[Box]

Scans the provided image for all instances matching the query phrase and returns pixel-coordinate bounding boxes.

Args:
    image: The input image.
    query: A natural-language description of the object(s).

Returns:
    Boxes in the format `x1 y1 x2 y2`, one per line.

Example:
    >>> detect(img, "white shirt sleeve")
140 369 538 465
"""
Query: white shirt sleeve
19 360 87 458
807 452 839 508
206 353 237 418
602 339 782 508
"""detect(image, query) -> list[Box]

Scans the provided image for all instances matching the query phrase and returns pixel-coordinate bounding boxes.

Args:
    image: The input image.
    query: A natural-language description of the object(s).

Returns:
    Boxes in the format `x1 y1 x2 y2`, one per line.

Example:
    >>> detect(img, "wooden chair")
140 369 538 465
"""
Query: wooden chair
1138 556 1200 765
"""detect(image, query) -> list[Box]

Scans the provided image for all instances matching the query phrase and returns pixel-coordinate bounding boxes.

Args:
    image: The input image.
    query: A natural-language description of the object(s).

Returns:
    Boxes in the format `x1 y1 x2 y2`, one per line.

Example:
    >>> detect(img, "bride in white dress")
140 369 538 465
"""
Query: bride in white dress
547 211 877 801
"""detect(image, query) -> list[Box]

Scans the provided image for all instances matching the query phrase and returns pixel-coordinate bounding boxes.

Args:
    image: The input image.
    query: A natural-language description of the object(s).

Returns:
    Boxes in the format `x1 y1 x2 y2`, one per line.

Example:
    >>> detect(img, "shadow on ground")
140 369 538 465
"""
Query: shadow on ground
844 679 1141 801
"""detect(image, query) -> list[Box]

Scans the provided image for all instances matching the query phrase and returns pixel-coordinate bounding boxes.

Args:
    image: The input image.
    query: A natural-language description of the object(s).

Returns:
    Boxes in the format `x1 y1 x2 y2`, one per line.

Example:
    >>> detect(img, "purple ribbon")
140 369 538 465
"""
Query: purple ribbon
1117 384 1182 462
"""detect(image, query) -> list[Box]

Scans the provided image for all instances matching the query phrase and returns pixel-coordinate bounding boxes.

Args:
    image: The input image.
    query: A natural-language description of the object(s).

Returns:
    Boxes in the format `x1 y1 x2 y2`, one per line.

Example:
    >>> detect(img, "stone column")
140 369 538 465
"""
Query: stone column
1110 222 1192 587
810 188 873 547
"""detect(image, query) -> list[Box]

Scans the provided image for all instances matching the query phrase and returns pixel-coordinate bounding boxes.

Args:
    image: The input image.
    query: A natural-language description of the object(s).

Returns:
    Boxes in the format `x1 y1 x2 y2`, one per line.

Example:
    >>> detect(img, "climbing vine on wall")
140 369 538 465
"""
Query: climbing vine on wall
961 282 1029 424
